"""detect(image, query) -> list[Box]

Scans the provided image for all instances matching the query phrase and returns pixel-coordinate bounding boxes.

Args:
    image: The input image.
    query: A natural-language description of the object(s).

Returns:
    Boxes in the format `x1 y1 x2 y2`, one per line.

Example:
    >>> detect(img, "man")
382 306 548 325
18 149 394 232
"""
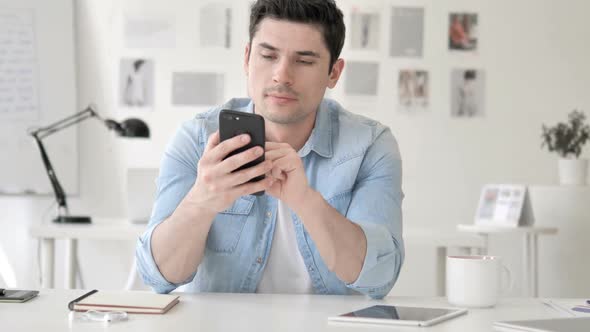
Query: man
136 0 404 299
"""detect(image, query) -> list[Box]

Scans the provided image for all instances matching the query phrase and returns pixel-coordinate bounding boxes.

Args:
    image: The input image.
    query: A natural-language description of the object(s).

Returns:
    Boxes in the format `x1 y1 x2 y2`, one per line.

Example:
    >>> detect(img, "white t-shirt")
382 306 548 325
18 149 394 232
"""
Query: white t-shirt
256 200 314 294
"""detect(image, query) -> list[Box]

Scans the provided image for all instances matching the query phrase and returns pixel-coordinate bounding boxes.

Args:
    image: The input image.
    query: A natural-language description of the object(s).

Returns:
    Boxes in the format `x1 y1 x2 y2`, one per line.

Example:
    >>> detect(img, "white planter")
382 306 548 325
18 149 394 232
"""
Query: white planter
558 158 588 185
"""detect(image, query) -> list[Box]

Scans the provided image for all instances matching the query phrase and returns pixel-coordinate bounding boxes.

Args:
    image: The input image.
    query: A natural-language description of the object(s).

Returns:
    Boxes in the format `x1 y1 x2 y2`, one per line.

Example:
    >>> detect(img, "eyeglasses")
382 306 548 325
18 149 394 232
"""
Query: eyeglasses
68 310 128 324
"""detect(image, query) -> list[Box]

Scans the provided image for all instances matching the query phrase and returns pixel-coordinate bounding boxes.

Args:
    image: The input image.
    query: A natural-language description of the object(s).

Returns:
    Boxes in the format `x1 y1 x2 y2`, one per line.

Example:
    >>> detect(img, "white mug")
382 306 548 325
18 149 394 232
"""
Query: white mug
446 255 512 308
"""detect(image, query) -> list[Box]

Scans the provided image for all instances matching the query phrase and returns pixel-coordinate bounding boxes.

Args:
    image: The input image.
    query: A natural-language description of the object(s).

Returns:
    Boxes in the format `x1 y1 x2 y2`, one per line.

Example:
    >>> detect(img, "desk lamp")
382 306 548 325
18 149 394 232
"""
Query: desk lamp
28 105 150 223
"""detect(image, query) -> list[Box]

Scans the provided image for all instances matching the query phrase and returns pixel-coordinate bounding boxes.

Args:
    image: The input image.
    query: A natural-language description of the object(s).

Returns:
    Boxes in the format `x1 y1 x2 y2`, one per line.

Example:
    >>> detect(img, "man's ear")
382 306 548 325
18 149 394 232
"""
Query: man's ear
244 43 251 77
327 58 345 89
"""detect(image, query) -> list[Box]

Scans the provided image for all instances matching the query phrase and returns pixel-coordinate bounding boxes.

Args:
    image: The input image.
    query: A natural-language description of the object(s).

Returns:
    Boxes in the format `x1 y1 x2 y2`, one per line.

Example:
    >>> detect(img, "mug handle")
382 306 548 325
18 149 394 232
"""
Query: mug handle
500 264 513 295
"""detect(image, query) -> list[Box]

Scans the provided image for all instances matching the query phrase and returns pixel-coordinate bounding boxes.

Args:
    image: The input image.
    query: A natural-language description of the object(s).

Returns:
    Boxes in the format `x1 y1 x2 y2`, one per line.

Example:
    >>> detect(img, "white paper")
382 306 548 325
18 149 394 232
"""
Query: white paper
390 7 424 57
200 3 232 48
124 16 175 48
345 62 379 96
0 9 39 120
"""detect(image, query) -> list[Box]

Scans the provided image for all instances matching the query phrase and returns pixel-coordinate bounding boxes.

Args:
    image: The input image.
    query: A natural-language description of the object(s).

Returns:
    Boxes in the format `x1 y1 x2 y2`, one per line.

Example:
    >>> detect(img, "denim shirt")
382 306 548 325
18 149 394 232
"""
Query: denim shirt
136 98 404 299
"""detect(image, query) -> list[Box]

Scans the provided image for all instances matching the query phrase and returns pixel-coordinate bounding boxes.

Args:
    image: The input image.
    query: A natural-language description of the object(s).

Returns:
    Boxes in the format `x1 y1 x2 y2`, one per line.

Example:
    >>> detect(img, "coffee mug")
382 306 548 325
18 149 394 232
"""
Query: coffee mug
446 255 512 308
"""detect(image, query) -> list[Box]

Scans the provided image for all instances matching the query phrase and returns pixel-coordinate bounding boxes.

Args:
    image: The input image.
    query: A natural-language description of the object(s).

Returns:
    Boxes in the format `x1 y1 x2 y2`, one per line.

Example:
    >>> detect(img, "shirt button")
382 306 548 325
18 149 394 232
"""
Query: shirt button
257 257 263 264
266 212 271 218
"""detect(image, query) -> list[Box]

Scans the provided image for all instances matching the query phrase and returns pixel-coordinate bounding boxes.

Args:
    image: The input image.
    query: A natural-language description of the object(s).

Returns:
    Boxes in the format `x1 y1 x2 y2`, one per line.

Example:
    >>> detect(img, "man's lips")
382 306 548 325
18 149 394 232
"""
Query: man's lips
266 94 298 103
266 94 297 100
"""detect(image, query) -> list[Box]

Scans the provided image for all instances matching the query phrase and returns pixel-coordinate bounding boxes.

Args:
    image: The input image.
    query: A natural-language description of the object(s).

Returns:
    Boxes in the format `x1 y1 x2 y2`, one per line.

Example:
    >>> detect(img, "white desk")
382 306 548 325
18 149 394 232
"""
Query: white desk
0 289 579 331
457 224 558 298
29 219 145 289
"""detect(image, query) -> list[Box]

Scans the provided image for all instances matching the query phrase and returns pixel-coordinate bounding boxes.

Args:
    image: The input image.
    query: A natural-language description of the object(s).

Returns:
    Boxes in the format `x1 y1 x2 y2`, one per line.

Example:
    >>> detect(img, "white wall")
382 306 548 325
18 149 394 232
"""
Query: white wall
1 0 589 295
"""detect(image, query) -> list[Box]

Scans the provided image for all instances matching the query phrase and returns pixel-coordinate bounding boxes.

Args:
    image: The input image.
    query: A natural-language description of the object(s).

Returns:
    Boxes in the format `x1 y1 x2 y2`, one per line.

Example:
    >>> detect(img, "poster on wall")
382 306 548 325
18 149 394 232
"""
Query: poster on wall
345 62 379 96
200 3 232 48
0 9 39 121
450 69 485 118
124 16 176 49
398 70 429 112
390 7 424 57
172 72 225 106
349 10 380 51
449 13 478 52
119 58 155 109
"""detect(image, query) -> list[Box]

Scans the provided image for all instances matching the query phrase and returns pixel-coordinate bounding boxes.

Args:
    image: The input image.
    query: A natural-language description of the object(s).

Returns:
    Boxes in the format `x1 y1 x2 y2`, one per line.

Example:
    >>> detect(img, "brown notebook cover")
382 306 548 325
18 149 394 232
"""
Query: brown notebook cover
69 290 179 314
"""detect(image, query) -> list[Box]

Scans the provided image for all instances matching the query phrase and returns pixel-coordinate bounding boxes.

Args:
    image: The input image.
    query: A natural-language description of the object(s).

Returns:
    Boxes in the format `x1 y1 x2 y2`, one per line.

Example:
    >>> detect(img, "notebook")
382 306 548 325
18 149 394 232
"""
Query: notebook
493 317 590 332
69 290 179 314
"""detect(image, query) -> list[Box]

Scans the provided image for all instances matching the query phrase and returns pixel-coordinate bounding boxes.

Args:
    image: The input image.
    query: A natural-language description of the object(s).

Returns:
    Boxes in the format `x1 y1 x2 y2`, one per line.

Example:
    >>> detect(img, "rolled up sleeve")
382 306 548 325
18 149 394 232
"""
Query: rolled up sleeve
135 120 203 293
344 127 404 299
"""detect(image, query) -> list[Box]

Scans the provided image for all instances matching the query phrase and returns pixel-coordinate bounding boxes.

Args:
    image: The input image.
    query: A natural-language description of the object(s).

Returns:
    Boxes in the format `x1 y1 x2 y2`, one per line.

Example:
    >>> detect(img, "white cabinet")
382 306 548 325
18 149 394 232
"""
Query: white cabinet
529 186 590 297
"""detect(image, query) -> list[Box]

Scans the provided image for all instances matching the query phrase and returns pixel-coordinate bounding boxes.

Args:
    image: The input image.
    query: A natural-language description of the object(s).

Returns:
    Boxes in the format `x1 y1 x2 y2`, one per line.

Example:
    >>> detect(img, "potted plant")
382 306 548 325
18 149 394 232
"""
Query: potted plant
541 110 590 185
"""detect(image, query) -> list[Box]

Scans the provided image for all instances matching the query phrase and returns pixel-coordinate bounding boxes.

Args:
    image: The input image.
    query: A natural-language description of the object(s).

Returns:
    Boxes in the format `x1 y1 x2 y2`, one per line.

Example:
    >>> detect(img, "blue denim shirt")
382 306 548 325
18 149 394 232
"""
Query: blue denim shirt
136 98 404 299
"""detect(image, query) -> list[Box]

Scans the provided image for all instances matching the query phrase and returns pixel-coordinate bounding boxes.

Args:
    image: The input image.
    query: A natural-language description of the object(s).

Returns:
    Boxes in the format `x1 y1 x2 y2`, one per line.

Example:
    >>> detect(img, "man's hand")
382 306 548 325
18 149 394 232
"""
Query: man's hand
186 131 274 213
264 142 312 211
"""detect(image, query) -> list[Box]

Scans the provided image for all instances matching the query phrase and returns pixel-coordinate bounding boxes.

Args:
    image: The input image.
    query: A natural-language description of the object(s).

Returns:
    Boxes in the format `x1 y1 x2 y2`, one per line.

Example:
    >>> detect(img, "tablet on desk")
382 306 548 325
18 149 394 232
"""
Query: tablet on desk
329 305 468 327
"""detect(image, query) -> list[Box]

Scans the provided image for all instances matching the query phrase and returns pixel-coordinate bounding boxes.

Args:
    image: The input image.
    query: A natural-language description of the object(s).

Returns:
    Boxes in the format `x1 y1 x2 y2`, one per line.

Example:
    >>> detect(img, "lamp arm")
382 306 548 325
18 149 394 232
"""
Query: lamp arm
30 106 98 139
31 134 68 212
28 105 100 215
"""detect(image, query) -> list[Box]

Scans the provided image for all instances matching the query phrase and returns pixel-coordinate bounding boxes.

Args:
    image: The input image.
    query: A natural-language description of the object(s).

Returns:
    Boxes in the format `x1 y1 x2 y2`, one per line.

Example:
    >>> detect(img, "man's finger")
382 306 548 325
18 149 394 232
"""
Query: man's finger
265 141 291 150
204 131 220 153
208 134 251 162
271 156 298 174
219 146 265 174
218 160 273 188
232 176 274 197
265 148 292 161
271 167 285 181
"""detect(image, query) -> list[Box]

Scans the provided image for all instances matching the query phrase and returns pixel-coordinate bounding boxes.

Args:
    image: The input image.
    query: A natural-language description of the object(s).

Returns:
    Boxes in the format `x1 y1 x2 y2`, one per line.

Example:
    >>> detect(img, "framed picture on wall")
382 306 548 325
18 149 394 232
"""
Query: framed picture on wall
474 184 535 227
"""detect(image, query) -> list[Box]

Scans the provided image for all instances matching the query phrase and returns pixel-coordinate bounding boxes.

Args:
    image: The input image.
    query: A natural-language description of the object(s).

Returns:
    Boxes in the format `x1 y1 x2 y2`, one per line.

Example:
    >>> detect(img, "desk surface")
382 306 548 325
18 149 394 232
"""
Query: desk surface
0 289 574 332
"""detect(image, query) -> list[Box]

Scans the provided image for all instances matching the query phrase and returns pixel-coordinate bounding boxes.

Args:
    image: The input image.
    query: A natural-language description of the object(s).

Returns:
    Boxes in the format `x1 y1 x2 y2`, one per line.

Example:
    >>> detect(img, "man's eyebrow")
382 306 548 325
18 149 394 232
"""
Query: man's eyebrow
258 42 321 58
258 42 278 51
296 50 320 58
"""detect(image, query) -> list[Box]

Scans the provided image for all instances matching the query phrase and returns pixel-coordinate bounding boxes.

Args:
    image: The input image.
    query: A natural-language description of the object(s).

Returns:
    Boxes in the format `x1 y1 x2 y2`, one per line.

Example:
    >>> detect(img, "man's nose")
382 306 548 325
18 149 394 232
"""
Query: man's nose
272 58 293 86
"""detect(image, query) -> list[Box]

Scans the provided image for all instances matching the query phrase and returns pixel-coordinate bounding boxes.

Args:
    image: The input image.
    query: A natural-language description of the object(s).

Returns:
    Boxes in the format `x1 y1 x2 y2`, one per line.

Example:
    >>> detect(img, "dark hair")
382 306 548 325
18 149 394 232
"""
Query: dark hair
249 0 345 73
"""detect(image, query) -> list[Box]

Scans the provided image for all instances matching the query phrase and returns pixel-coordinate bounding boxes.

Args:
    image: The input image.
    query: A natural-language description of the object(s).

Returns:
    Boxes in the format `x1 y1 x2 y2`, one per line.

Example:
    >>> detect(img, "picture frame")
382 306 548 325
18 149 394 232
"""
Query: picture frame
474 184 535 227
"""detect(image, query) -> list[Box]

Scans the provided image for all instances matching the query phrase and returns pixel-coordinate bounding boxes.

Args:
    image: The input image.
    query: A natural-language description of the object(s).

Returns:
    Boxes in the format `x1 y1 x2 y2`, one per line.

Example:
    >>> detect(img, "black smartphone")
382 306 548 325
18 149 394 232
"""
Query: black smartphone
218 109 266 195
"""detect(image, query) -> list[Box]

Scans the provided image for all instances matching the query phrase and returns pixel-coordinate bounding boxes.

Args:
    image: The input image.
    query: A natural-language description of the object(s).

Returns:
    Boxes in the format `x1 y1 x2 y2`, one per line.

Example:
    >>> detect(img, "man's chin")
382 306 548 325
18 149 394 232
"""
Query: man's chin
261 108 306 125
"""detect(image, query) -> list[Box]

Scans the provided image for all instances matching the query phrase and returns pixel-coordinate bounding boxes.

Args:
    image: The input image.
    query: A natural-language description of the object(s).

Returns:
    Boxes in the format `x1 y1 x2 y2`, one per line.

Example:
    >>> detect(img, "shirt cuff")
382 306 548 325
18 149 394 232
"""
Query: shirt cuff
345 222 403 299
135 223 194 294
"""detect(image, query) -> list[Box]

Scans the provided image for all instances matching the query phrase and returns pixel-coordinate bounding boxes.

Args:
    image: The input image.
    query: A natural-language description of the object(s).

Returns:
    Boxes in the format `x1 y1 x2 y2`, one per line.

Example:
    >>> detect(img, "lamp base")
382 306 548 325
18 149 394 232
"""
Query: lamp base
53 216 92 224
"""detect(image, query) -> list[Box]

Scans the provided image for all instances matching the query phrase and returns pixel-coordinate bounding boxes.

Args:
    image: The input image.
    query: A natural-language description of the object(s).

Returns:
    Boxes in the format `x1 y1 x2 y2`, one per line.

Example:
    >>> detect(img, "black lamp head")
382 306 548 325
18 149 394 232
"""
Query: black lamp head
104 118 150 138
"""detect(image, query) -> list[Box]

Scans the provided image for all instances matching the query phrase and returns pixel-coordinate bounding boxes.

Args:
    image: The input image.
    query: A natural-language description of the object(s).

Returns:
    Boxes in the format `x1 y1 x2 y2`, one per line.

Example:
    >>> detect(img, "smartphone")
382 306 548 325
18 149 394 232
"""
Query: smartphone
218 109 266 195
0 289 39 303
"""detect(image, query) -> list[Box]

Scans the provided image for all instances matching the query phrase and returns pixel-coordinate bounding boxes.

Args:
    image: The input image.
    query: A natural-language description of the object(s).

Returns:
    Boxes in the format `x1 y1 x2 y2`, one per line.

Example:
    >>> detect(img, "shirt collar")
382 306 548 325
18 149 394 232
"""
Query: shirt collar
298 100 333 158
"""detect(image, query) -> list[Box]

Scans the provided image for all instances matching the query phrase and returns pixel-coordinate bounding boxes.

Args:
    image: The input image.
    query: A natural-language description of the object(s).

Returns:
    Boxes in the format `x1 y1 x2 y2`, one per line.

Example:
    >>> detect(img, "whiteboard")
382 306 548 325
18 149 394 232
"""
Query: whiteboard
0 0 78 195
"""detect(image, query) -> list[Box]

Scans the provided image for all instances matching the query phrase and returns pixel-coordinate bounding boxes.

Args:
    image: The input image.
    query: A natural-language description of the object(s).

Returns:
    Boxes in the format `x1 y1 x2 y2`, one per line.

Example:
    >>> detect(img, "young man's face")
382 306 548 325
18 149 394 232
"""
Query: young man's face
244 18 343 125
